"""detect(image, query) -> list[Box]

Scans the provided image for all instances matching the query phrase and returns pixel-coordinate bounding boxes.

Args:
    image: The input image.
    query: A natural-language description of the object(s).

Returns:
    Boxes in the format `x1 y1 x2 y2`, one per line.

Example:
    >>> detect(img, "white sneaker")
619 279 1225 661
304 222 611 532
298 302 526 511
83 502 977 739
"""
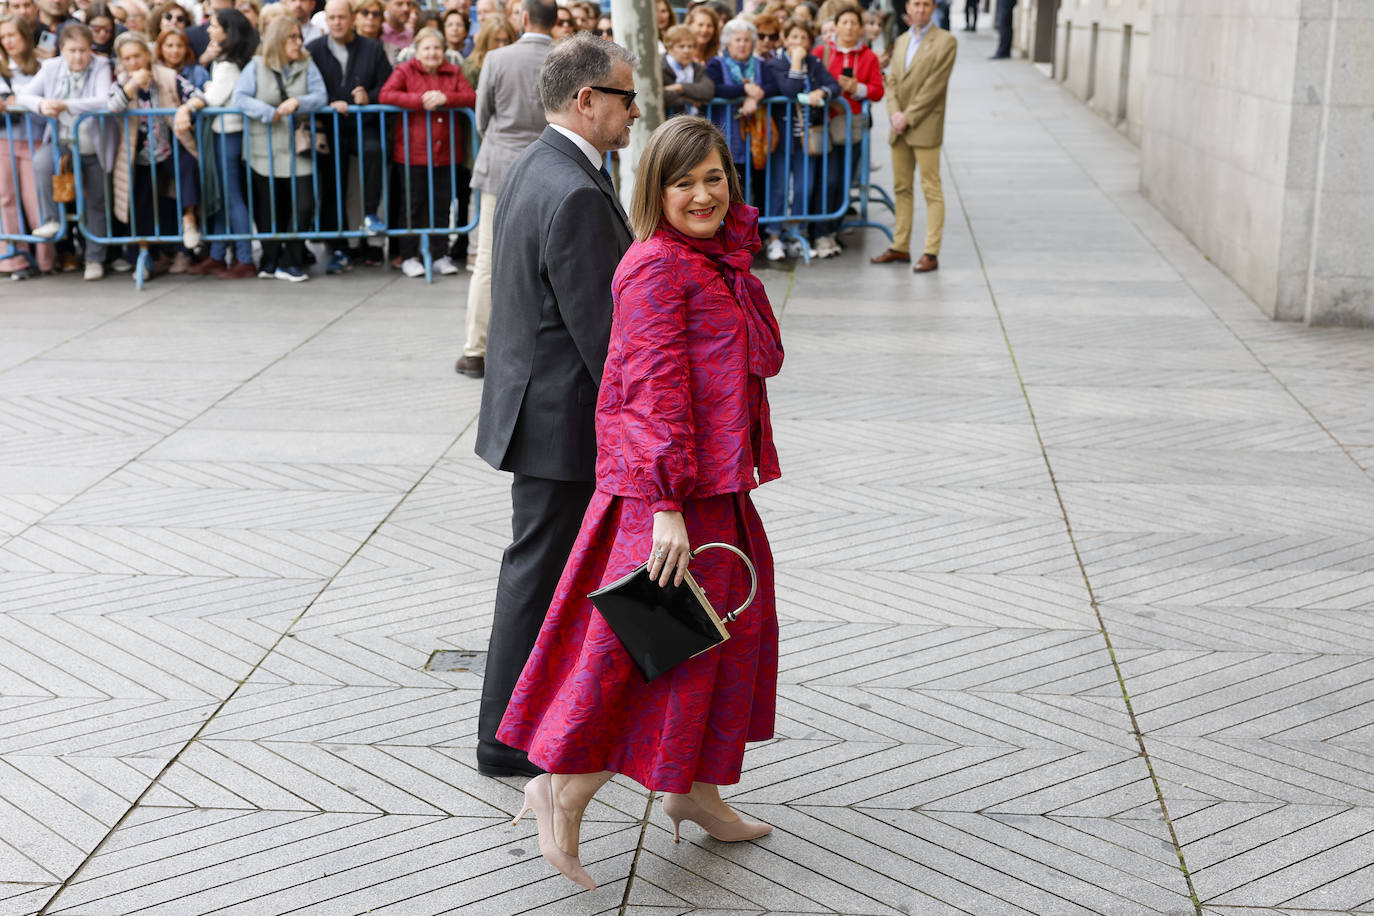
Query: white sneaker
814 234 841 259
31 220 60 239
766 237 785 261
785 237 816 260
111 257 133 273
401 257 426 278
434 255 460 275
83 261 104 280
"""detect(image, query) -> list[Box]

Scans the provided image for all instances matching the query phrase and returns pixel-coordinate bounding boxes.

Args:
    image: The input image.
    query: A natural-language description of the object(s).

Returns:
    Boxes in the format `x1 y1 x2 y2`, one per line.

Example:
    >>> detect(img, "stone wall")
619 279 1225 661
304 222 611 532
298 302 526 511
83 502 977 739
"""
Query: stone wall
1141 1 1374 325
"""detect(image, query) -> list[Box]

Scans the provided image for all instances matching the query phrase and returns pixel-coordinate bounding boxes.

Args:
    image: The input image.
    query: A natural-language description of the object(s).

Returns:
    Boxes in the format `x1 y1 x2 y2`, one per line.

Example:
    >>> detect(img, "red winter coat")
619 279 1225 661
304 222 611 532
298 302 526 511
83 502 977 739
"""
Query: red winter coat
596 203 784 513
378 58 475 165
814 41 884 115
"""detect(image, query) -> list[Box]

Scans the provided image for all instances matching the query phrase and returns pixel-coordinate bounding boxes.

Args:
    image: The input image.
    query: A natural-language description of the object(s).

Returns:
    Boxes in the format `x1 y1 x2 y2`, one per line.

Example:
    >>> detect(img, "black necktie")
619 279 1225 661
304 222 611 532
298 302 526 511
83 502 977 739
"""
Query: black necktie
598 164 613 187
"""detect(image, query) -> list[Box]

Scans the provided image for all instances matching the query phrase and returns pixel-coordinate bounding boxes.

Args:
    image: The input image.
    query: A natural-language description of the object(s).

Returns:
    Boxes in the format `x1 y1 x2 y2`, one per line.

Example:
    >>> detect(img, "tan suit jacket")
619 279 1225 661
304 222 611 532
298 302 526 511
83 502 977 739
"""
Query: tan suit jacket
885 26 958 148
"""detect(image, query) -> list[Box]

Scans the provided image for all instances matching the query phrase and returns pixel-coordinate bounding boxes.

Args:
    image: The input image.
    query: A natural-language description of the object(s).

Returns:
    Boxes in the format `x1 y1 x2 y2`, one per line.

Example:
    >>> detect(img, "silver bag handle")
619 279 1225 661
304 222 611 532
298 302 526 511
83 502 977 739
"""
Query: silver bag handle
689 542 758 623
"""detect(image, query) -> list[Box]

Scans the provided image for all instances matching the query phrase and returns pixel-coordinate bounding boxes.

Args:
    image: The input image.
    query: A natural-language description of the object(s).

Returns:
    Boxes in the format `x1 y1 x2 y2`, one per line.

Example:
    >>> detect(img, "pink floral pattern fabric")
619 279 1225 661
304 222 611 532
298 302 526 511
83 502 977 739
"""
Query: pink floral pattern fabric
496 204 784 793
595 202 783 513
496 491 777 793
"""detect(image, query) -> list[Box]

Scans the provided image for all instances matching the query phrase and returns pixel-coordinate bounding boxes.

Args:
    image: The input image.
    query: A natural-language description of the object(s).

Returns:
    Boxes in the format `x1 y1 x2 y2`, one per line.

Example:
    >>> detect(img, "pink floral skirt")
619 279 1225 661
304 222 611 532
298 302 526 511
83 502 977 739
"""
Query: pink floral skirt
496 489 778 794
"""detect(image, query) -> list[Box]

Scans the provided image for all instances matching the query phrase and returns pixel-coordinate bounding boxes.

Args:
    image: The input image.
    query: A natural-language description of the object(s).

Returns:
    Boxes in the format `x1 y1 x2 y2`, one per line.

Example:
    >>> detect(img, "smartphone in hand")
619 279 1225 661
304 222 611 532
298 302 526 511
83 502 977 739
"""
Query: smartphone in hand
842 66 854 77
37 30 57 52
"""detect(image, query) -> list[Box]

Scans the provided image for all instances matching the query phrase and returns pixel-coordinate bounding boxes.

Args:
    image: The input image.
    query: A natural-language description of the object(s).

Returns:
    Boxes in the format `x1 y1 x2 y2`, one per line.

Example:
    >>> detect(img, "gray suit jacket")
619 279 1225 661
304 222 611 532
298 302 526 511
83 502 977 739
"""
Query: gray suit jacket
470 32 551 196
475 126 635 481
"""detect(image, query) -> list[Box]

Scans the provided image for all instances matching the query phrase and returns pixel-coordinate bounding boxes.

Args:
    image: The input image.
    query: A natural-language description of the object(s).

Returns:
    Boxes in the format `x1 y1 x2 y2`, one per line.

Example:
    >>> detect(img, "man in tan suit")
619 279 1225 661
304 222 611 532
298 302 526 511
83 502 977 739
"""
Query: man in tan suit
871 0 957 272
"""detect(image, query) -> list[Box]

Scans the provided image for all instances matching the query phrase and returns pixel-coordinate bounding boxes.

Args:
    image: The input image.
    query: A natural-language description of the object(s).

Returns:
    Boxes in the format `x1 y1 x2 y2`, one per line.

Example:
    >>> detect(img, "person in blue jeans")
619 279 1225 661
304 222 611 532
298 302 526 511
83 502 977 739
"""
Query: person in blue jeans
185 7 258 277
764 17 838 261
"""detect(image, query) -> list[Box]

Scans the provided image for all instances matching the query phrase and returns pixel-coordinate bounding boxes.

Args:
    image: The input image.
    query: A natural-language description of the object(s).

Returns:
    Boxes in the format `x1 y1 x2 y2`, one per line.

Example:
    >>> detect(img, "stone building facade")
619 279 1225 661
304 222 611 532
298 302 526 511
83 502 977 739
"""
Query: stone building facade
1012 0 1373 326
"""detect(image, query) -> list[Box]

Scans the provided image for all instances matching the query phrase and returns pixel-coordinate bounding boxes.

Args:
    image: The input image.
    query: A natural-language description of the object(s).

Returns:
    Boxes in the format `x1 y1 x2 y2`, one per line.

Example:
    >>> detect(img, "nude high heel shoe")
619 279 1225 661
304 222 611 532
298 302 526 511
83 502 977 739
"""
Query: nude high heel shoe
662 793 773 844
511 773 597 890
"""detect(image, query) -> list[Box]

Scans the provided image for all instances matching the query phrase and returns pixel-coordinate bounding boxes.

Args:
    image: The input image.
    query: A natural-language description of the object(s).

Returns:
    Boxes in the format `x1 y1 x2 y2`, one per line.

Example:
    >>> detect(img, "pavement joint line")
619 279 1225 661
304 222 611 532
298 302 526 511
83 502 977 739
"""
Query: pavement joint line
618 790 658 915
1005 77 1374 487
34 403 478 916
945 131 1204 914
0 276 408 553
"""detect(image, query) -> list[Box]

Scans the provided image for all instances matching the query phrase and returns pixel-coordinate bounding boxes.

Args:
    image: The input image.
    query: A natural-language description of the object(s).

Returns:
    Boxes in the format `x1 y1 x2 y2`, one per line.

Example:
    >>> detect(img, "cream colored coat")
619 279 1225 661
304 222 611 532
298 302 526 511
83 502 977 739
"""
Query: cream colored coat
885 26 957 149
110 64 198 224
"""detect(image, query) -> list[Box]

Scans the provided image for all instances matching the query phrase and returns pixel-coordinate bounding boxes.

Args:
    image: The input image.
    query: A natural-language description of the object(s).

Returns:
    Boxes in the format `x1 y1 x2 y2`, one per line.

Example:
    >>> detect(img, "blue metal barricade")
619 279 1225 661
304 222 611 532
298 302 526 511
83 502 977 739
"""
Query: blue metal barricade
71 104 480 288
0 112 68 274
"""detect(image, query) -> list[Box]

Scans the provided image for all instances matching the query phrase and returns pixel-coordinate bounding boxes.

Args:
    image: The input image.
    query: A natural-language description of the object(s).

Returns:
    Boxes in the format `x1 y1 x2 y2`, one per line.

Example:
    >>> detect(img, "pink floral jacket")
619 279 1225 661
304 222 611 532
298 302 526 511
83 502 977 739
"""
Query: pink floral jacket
596 203 784 512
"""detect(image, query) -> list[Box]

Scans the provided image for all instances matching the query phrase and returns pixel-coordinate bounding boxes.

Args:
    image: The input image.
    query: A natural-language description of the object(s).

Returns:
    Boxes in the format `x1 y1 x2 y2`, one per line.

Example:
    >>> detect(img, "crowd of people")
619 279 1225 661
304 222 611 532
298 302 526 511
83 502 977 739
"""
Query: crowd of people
0 0 908 285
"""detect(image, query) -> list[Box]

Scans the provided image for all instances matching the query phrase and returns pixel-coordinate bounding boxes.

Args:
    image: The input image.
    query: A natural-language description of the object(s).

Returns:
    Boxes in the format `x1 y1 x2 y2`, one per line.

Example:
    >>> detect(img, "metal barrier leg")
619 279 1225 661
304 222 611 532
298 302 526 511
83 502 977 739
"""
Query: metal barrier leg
420 233 432 284
134 244 150 290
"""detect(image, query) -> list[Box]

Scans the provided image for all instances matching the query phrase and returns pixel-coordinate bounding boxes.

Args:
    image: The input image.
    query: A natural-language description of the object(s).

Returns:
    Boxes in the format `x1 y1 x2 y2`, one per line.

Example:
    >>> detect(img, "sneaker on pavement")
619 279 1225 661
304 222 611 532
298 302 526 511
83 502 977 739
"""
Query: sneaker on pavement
257 263 277 279
181 216 201 250
401 257 425 278
31 220 60 239
814 234 841 259
168 251 192 274
83 261 104 280
326 250 352 274
363 214 386 236
111 257 133 273
275 266 309 282
766 237 785 261
434 255 460 275
785 237 816 260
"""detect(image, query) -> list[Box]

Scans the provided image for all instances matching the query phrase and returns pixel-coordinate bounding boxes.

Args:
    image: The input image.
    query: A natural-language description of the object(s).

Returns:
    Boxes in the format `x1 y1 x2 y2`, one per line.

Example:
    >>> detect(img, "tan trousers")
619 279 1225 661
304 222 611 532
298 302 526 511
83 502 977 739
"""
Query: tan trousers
891 142 944 256
462 189 496 358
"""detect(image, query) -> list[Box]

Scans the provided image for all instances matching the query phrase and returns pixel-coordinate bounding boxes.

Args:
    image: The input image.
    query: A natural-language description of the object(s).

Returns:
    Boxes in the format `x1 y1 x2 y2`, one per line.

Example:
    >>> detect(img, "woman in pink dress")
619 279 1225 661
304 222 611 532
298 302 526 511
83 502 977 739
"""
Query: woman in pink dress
497 115 784 891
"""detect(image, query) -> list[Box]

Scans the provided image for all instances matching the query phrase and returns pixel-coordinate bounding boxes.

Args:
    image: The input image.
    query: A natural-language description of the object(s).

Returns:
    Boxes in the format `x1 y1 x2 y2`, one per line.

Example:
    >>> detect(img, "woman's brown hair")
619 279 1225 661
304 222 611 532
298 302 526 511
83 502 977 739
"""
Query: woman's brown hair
0 15 39 78
630 116 742 242
470 13 514 68
685 4 719 61
154 26 192 67
259 15 304 71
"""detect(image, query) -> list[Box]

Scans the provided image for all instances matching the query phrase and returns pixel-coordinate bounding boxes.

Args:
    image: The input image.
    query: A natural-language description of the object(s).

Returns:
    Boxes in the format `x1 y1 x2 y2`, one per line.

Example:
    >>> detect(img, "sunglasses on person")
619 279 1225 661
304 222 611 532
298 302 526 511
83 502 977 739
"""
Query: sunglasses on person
590 84 634 109
163 10 189 23
555 15 570 25
757 31 779 40
593 27 611 36
357 8 382 15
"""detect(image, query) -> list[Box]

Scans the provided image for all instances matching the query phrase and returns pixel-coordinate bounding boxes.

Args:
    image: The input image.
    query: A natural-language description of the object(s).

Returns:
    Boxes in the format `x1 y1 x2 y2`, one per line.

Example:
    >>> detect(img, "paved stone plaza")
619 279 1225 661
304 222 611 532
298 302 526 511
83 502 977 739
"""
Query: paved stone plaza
4 30 1374 916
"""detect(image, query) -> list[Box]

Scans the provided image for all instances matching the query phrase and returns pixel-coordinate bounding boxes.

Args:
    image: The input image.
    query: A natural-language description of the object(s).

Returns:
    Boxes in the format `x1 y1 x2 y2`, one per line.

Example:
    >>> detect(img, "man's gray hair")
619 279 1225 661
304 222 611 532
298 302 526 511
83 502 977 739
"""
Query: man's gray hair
539 31 638 113
720 16 757 49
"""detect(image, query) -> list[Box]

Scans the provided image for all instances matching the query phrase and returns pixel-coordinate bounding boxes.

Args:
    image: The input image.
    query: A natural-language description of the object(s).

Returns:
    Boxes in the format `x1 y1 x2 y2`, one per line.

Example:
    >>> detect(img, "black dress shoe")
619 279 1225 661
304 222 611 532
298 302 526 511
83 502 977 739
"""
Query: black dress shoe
476 743 544 778
455 355 485 378
989 53 1011 59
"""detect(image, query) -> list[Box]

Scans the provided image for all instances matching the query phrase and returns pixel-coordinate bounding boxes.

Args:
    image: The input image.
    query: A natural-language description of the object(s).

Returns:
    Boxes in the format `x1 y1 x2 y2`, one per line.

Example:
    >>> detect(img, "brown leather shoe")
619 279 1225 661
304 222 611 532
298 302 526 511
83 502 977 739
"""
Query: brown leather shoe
870 248 910 264
914 253 939 272
455 355 484 379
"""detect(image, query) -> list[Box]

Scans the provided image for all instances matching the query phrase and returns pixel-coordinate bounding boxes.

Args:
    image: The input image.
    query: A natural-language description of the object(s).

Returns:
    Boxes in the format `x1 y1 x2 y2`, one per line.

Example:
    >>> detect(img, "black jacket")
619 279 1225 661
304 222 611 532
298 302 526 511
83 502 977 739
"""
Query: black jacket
306 33 392 143
476 127 634 481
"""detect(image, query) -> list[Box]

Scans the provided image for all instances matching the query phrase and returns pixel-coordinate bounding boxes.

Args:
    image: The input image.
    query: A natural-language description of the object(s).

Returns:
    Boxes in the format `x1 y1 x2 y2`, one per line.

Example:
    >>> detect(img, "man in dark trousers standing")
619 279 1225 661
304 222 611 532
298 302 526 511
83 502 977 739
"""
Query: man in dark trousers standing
474 31 639 778
992 0 1015 58
307 0 392 273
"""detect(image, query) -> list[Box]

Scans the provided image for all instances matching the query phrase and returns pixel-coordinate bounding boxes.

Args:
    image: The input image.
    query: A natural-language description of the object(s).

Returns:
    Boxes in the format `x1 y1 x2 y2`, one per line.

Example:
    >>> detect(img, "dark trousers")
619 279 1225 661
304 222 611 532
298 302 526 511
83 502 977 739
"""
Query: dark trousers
127 159 178 260
995 0 1016 55
394 163 454 261
250 171 314 269
316 137 385 250
965 0 978 29
936 1 951 30
477 473 596 757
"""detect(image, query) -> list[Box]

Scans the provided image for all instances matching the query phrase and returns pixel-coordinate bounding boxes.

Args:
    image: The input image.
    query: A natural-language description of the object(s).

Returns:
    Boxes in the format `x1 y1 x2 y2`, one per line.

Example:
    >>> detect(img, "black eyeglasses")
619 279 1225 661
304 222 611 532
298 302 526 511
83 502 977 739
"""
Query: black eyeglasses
758 31 779 40
555 16 571 25
593 27 611 36
358 9 382 15
163 11 189 22
589 84 634 108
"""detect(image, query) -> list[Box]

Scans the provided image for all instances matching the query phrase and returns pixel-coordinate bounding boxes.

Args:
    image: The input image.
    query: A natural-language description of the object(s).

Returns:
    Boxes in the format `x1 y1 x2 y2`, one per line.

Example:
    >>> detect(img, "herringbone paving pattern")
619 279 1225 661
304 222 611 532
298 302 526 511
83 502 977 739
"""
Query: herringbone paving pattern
4 30 1374 915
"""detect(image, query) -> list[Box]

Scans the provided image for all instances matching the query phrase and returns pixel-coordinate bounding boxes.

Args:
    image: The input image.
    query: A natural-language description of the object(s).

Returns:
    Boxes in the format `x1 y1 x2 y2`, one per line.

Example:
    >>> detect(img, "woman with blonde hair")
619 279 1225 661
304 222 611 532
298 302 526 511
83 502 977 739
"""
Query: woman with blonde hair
458 12 512 90
232 15 326 280
499 115 783 891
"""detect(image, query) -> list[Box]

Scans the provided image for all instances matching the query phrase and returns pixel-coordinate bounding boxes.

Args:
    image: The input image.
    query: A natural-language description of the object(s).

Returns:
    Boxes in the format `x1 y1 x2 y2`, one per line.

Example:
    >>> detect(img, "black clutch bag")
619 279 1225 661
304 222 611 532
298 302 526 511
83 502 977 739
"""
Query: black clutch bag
588 542 758 683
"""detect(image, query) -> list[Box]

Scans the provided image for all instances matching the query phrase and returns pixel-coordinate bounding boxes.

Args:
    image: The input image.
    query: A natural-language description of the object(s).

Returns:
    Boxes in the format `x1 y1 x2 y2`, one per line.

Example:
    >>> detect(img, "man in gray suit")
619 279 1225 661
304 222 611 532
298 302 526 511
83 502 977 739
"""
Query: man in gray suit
455 0 556 380
473 32 639 777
